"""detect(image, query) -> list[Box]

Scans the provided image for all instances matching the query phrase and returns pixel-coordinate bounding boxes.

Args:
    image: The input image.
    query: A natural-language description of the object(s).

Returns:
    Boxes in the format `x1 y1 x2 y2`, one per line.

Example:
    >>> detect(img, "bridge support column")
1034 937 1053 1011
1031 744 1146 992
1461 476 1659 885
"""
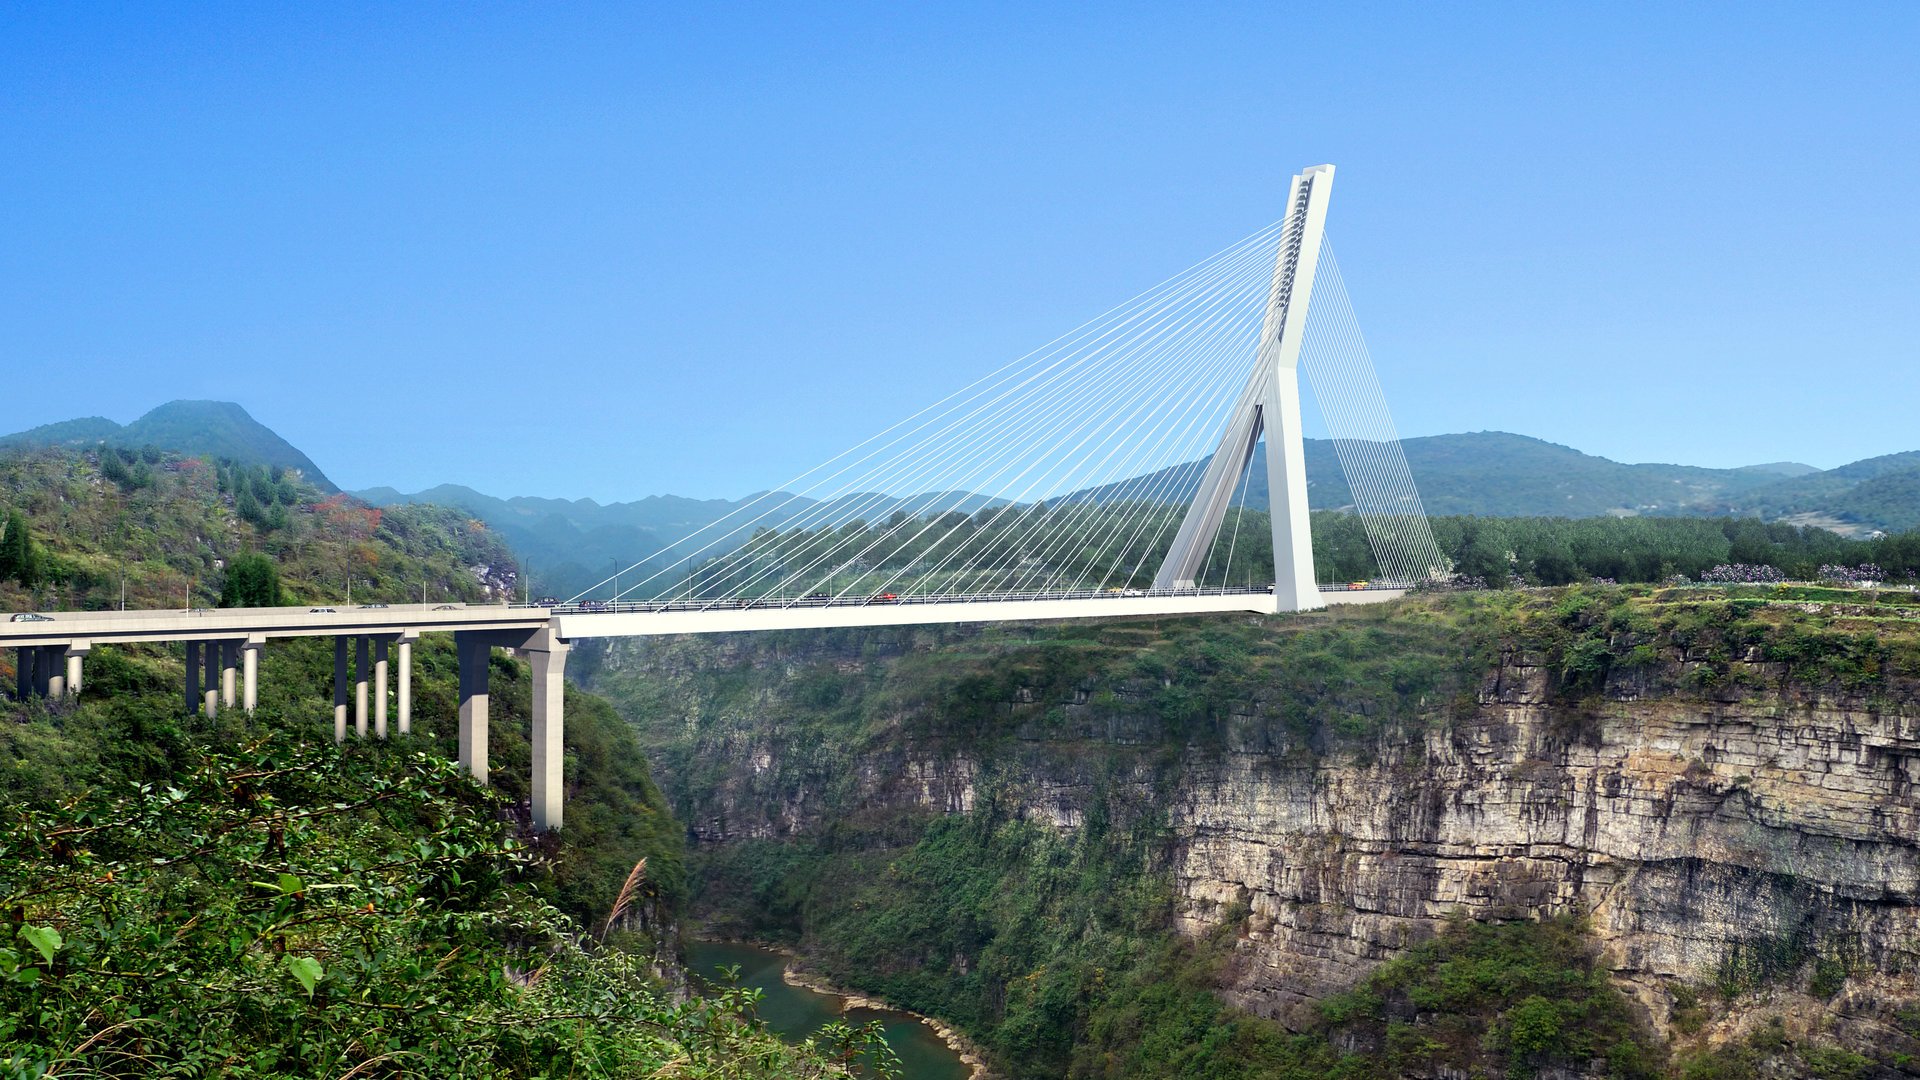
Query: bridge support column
396 632 417 735
13 647 31 700
221 642 237 710
455 631 489 785
373 637 390 739
65 641 88 698
242 638 263 714
203 640 219 718
333 637 349 742
354 636 369 738
523 628 569 832
186 641 202 714
42 644 67 698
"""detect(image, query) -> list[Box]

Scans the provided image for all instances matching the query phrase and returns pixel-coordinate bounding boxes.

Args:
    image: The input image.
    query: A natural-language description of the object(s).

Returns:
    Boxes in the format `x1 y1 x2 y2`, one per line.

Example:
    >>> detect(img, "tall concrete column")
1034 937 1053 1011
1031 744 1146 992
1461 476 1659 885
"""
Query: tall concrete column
396 633 415 735
242 639 263 714
15 646 35 701
354 635 369 738
333 637 349 742
221 642 237 710
186 641 202 713
64 641 88 698
203 640 219 718
523 628 570 831
373 637 390 739
455 632 489 786
42 644 67 698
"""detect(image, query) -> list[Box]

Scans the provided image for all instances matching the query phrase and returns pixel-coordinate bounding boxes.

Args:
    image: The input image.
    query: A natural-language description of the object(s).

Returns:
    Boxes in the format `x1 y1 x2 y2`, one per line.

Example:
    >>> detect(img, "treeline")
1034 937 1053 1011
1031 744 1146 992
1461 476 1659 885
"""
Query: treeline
657 506 1920 599
1424 513 1918 585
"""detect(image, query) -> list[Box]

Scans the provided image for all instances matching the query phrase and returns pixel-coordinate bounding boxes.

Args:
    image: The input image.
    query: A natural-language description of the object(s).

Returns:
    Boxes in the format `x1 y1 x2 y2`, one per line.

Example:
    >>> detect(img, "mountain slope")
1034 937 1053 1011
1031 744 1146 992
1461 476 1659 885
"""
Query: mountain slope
1064 432 1808 518
0 401 335 491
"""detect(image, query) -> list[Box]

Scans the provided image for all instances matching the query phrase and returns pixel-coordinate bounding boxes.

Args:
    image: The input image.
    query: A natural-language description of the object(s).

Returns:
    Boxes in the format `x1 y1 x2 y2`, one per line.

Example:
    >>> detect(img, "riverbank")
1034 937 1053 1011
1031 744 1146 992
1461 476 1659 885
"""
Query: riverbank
692 937 993 1080
779 964 997 1080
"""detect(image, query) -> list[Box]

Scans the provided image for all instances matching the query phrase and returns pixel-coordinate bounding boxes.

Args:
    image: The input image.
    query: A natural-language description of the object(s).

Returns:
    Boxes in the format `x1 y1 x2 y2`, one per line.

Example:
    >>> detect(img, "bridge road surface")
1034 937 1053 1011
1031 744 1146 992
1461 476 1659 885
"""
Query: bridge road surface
4 586 1407 830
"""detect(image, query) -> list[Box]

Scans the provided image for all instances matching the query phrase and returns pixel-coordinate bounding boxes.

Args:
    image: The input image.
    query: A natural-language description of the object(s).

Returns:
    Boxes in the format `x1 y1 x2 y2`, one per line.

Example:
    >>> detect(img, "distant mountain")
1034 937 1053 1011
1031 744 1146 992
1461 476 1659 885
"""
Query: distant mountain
7 398 1910 586
1063 432 1815 519
1687 451 1920 535
354 482 1010 598
0 401 336 491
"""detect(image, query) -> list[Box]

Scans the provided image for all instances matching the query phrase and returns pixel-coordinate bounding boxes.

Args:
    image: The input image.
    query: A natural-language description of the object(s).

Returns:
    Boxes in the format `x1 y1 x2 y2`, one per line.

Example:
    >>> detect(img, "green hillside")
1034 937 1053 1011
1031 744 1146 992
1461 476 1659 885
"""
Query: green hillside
0 401 336 492
0 444 515 613
1701 451 1920 534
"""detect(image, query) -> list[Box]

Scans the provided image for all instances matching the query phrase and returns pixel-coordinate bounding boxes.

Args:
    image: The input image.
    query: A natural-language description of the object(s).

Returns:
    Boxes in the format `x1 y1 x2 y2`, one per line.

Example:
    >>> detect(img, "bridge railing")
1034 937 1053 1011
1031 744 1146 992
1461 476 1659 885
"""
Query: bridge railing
521 581 1413 615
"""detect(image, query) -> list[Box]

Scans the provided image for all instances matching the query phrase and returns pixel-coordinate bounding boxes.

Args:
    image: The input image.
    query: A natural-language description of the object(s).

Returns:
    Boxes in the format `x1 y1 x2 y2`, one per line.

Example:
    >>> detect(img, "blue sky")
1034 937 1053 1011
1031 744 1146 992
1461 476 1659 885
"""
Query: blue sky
3 3 1916 499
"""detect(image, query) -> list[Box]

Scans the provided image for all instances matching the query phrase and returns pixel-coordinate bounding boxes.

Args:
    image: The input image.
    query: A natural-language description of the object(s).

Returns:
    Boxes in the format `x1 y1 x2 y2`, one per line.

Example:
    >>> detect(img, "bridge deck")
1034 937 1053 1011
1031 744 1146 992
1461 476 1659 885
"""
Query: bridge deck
1 587 1408 647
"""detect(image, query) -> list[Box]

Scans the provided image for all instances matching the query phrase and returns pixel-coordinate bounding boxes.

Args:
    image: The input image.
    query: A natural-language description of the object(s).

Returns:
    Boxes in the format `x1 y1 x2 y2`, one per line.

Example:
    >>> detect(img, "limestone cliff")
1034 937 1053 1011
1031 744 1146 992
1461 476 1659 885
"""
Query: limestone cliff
574 592 1920 1070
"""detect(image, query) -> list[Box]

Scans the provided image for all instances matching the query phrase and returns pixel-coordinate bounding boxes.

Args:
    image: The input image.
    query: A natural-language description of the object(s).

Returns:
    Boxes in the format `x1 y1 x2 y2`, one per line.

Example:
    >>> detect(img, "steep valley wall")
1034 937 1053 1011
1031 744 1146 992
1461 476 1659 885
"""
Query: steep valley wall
574 601 1920 1065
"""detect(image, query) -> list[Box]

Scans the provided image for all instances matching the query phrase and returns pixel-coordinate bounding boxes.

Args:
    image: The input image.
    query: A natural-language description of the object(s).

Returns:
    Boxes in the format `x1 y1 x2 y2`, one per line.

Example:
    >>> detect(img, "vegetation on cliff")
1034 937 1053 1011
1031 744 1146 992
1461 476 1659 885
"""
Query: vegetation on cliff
0 635 899 1077
583 586 1920 1079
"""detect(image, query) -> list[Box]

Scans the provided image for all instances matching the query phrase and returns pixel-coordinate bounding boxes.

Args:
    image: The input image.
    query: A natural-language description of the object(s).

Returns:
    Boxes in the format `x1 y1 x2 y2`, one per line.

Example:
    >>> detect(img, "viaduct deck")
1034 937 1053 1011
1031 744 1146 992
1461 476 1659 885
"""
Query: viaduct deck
4 585 1408 830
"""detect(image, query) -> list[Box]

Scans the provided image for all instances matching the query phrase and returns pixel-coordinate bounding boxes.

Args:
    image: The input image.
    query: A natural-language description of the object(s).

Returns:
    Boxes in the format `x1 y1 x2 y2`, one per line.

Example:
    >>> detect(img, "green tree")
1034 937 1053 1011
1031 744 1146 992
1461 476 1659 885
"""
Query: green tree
0 508 39 588
220 552 282 607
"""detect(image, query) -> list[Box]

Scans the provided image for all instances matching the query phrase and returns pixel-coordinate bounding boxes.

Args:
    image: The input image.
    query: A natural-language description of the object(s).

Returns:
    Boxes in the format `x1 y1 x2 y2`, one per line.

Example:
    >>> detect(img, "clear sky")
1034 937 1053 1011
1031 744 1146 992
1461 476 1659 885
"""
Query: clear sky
3 3 1916 500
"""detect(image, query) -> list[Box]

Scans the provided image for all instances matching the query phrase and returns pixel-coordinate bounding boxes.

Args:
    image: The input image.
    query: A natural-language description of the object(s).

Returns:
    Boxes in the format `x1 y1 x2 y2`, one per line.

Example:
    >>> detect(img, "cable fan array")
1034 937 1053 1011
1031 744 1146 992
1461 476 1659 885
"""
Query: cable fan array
1296 239 1448 583
578 221 1442 607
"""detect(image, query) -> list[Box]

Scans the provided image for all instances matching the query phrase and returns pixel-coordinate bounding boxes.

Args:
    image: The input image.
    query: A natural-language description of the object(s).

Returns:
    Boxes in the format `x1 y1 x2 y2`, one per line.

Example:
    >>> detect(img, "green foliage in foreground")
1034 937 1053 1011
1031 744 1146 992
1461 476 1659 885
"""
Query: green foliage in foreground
0 706 893 1079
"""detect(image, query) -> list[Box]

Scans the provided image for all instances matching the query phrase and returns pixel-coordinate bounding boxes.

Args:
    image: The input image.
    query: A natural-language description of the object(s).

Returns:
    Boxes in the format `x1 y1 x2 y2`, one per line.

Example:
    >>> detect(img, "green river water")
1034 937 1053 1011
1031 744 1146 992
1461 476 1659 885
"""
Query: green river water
687 941 970 1080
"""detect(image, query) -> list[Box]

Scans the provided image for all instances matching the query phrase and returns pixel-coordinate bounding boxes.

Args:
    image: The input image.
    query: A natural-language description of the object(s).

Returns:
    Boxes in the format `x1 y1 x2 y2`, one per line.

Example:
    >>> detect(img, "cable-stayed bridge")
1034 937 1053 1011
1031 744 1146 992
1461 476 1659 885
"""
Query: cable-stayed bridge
5 164 1444 829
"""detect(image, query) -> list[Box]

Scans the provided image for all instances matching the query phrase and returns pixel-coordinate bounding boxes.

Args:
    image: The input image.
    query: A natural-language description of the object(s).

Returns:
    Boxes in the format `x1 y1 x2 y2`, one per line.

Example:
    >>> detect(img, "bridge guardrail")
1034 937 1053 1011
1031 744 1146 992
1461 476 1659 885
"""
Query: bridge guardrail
523 581 1413 616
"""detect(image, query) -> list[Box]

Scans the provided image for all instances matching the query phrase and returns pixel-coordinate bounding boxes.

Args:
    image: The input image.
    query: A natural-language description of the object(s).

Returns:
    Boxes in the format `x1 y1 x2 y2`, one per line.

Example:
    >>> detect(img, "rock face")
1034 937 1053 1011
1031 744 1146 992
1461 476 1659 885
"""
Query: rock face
576 614 1920 1057
1174 653 1920 1055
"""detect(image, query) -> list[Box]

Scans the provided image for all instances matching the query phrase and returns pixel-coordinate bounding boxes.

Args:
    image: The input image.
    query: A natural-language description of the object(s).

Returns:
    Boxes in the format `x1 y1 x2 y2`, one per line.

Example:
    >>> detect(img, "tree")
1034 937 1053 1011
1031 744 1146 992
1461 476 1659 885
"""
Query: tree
0 508 40 588
220 552 282 608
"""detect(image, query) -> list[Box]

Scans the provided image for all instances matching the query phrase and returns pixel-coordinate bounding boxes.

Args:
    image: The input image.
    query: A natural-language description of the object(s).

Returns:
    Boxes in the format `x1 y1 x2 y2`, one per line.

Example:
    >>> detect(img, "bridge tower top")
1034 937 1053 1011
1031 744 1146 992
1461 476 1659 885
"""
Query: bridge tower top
1154 163 1334 609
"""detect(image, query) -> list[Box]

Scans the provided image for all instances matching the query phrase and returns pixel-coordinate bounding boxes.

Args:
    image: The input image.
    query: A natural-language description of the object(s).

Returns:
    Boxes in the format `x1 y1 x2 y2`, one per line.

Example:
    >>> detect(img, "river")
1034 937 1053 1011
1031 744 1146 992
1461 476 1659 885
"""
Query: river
687 941 971 1080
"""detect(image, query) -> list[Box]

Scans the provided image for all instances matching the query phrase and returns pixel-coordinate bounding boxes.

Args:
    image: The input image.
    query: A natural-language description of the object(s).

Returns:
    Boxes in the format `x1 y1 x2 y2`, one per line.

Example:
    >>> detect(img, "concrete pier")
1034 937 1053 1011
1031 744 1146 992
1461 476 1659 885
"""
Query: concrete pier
455 632 489 785
523 628 569 831
333 637 348 742
42 644 68 698
373 636 389 739
203 639 218 717
186 641 201 714
353 635 369 738
64 641 87 698
221 641 237 710
396 634 414 734
242 639 262 713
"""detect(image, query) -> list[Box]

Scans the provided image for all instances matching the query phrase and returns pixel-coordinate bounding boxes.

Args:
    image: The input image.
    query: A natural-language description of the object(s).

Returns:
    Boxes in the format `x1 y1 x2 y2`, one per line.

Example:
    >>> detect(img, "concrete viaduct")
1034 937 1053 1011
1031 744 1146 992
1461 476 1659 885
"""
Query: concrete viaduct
4 586 1404 831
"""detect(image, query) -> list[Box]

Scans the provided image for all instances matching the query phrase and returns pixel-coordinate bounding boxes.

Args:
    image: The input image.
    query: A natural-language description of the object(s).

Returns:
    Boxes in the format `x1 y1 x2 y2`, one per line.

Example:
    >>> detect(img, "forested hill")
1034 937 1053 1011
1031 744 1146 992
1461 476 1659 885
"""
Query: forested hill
0 443 518 612
0 400 336 492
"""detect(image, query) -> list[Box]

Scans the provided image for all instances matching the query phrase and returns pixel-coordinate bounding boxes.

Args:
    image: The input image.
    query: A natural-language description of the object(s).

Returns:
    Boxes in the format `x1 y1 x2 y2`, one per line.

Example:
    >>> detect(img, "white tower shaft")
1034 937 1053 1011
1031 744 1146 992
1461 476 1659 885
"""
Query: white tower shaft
1153 164 1334 611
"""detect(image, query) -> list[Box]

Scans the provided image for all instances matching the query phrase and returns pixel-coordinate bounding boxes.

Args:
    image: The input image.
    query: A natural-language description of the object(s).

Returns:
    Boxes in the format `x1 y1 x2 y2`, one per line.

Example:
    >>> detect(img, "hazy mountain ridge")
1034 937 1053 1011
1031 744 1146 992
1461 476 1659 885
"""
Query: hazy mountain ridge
8 403 1915 589
0 401 336 492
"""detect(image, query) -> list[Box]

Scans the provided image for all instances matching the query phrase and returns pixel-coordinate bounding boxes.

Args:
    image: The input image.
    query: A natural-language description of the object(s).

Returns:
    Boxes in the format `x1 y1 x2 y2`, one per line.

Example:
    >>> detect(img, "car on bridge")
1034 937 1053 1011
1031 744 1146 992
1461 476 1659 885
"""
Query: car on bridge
9 613 53 622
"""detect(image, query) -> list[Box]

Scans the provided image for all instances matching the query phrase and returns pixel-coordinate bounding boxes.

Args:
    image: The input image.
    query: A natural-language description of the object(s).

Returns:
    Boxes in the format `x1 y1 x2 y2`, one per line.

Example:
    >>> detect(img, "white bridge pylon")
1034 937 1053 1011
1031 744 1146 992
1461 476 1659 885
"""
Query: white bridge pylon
1154 164 1333 610
573 160 1439 620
